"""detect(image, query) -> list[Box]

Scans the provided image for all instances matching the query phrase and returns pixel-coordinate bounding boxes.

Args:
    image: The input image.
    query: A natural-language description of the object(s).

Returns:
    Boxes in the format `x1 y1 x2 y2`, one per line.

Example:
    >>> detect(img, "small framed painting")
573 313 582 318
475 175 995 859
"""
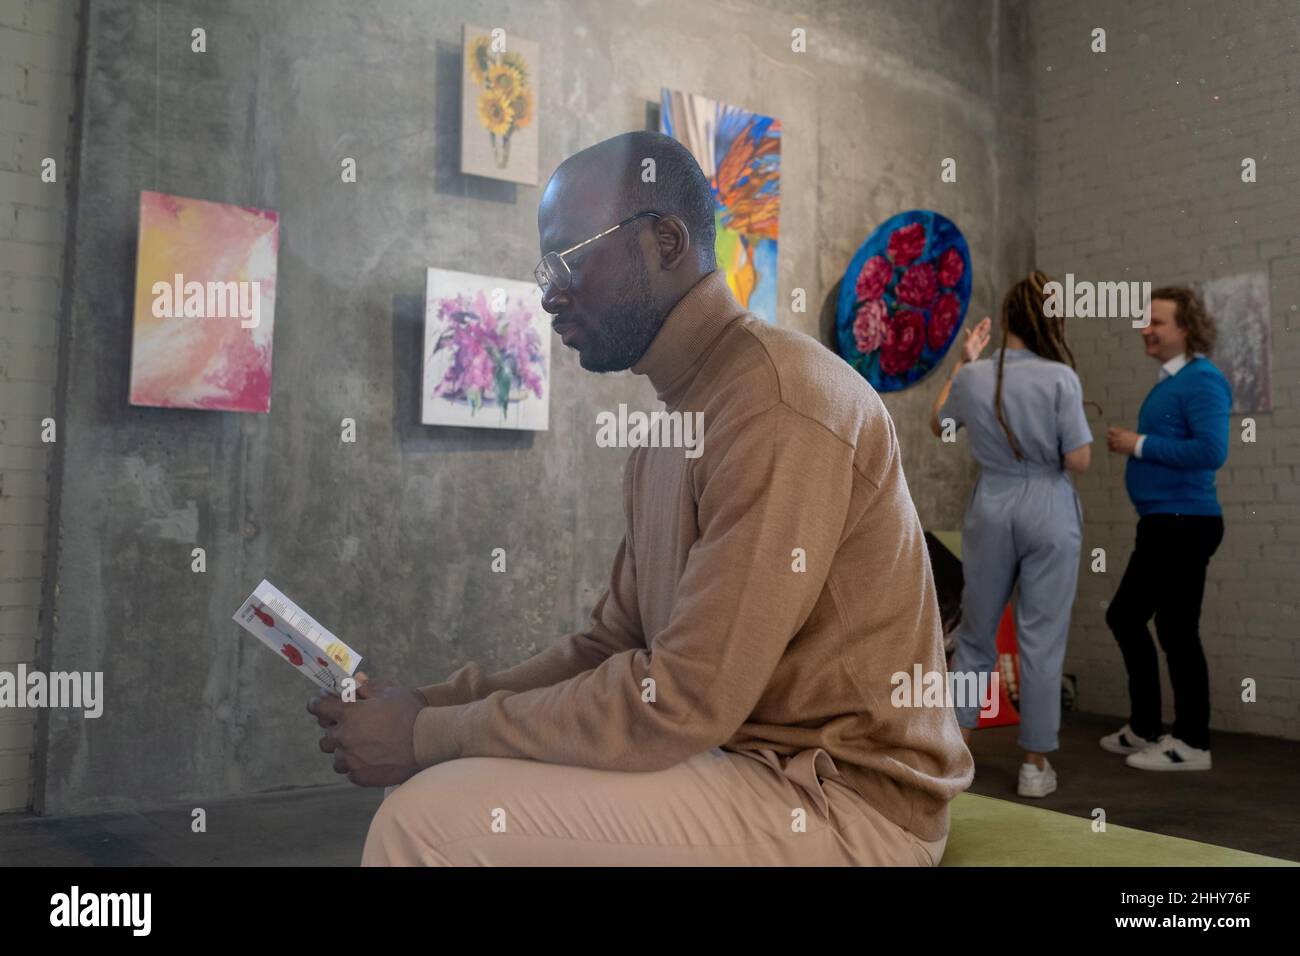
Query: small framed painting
460 24 539 185
129 191 279 412
422 268 550 431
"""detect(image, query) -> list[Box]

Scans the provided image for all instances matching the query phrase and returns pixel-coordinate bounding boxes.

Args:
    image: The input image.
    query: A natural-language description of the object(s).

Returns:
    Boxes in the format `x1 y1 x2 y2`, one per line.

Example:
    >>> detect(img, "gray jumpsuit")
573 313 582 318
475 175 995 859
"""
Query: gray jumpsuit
939 348 1092 753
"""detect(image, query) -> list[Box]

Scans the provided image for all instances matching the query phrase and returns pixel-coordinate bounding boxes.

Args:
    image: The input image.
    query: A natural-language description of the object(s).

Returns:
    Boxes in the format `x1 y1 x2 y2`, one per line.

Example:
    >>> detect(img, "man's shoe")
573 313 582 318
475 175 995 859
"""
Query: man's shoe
1100 723 1159 755
1125 735 1212 771
1017 759 1057 798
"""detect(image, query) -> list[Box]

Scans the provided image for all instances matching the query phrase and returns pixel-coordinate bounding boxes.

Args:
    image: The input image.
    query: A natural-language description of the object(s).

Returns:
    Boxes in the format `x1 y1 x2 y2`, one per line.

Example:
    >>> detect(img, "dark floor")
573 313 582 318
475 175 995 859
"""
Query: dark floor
0 784 381 866
967 711 1300 861
1 710 1297 865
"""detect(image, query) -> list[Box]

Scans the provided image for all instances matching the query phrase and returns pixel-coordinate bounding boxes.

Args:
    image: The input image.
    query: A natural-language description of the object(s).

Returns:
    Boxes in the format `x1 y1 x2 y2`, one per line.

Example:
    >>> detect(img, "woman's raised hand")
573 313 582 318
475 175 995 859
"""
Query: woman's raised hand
962 316 992 364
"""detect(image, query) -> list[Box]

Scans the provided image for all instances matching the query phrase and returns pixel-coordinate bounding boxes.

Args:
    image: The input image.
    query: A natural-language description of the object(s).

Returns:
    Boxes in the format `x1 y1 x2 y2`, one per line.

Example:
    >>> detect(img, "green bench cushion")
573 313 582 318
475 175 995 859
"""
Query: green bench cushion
942 793 1297 867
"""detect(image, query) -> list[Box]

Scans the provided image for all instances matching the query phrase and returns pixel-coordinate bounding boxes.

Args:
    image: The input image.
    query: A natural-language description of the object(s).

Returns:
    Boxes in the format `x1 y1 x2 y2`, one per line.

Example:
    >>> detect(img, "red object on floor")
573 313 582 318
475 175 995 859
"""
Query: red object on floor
977 603 1020 728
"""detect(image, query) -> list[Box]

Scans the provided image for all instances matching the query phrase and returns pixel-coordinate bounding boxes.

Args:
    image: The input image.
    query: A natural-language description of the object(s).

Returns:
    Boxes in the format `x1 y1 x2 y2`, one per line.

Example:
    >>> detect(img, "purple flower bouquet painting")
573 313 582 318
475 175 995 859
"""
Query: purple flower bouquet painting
421 269 550 430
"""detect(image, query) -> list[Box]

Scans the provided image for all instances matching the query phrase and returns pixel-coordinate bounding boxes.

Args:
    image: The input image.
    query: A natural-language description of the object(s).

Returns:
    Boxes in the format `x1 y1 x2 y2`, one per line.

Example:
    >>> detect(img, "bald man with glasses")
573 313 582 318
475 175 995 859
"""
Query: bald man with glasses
309 131 972 866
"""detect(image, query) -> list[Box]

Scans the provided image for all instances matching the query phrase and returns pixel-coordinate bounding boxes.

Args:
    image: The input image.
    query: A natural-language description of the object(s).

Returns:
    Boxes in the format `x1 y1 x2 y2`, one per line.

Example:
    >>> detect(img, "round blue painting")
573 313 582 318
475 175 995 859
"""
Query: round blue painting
835 210 972 392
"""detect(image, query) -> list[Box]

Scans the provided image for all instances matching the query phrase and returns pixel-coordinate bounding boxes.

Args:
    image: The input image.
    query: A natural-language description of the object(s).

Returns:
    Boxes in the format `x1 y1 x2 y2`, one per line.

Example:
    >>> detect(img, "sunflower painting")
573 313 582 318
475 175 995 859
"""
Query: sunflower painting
461 25 539 185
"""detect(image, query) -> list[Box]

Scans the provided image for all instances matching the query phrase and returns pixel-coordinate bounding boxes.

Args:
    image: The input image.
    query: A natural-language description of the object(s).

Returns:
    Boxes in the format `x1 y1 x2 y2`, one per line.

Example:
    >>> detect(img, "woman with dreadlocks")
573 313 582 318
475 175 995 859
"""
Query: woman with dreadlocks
928 271 1095 798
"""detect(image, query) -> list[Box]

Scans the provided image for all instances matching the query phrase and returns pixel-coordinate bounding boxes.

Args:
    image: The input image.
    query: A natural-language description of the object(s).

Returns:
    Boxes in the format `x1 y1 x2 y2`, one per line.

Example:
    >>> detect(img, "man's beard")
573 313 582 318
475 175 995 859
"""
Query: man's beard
580 245 664 373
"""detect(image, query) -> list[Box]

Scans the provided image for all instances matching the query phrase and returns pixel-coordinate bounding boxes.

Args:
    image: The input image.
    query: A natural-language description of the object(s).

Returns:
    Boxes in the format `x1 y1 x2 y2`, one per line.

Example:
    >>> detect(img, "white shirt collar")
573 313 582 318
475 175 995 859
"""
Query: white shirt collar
1159 352 1194 380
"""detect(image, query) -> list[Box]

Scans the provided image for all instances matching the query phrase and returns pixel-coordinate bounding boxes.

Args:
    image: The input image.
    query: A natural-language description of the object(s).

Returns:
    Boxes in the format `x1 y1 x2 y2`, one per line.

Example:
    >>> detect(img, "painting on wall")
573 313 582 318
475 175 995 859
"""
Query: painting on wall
1190 270 1272 413
660 88 781 325
460 24 539 186
835 210 972 392
129 190 279 413
422 269 550 431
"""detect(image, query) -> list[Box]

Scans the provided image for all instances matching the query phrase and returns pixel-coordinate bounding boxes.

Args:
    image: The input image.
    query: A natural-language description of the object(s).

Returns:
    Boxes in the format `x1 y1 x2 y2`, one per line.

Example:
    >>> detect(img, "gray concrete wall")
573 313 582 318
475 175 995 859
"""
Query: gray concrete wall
1035 0 1300 739
805 0 1038 528
39 0 1035 815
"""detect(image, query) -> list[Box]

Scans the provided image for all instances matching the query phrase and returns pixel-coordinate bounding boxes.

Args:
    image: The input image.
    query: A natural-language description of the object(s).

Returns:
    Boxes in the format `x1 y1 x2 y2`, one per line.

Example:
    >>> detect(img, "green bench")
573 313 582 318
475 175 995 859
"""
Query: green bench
942 793 1297 866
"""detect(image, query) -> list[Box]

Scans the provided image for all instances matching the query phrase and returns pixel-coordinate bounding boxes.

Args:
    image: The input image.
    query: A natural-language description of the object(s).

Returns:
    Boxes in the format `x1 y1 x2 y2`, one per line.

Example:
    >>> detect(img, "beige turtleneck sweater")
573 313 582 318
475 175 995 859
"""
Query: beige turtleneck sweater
413 270 972 842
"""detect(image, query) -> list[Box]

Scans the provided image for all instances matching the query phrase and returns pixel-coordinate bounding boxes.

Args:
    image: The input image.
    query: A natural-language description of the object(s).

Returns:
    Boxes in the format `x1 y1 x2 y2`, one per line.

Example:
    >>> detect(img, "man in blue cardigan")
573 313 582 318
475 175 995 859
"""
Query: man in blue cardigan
1101 287 1231 771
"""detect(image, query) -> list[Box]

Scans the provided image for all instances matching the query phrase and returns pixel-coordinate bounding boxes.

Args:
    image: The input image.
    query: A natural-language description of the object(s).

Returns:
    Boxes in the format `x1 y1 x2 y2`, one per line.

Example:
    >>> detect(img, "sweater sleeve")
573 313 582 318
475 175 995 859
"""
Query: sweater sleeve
410 403 856 771
1140 372 1231 471
416 535 644 707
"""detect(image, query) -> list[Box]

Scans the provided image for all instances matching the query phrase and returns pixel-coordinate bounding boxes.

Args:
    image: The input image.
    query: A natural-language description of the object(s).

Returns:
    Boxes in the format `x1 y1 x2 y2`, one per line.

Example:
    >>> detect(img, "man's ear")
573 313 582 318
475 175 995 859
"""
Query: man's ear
654 215 691 271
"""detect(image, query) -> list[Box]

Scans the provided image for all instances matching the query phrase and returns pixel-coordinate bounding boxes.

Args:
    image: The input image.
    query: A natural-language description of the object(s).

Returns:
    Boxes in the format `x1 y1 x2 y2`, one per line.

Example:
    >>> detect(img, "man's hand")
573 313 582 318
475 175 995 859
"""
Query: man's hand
307 676 426 788
1106 426 1139 456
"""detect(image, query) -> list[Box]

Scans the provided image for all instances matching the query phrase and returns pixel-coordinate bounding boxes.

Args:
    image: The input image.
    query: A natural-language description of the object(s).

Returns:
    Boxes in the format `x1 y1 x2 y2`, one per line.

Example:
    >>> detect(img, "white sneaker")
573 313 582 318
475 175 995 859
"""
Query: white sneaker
1017 759 1057 798
1100 723 1159 755
1125 734 1212 771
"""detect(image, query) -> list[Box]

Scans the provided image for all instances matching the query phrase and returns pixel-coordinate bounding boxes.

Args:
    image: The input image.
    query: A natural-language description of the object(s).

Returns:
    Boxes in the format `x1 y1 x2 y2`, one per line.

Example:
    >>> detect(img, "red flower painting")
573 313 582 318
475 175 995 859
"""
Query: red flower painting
837 211 972 390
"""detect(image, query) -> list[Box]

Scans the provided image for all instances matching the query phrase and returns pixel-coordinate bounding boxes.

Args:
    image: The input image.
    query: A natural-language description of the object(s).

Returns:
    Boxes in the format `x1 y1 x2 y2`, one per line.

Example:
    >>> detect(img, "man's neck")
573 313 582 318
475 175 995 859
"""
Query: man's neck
655 269 710 320
630 271 745 406
1157 350 1193 377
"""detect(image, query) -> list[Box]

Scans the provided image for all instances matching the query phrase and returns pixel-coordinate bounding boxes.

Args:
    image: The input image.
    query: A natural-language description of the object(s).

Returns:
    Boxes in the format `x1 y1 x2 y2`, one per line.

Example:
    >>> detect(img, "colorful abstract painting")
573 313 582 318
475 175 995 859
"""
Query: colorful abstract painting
461 24 539 186
1190 270 1272 413
660 88 781 324
836 210 972 392
129 191 278 412
422 269 550 431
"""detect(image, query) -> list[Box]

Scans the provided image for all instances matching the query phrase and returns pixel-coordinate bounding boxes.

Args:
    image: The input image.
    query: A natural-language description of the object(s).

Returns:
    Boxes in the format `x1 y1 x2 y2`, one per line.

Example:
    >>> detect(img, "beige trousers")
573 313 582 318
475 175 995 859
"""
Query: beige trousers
362 747 946 866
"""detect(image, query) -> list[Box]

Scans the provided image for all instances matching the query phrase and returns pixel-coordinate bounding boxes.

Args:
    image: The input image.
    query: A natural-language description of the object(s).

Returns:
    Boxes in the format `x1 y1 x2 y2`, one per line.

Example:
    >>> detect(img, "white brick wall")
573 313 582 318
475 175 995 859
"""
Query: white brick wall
0 0 78 811
1036 0 1300 740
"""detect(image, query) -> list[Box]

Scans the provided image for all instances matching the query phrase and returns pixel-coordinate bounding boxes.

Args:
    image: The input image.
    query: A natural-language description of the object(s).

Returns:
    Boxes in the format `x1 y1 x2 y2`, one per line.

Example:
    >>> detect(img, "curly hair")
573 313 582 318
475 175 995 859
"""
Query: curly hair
1151 286 1217 356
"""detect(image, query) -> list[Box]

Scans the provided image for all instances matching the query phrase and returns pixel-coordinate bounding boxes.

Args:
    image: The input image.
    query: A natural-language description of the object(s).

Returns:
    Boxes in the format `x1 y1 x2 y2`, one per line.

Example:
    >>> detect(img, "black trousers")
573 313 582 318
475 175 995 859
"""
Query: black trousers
1105 514 1224 751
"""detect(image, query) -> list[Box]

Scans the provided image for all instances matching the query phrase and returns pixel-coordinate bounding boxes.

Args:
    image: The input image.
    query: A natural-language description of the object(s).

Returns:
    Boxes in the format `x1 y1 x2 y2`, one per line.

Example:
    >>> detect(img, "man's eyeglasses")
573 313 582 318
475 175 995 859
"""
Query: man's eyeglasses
534 212 662 295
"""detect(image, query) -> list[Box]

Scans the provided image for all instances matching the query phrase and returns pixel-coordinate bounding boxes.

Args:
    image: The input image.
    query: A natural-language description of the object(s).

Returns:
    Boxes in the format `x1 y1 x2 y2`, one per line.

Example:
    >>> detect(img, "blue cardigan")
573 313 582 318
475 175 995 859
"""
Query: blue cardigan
1126 356 1232 516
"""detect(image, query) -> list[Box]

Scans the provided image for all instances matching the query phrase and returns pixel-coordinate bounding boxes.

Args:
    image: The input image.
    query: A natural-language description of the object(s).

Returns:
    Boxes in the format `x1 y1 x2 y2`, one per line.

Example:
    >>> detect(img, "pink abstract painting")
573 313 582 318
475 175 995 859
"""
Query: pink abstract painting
129 191 279 412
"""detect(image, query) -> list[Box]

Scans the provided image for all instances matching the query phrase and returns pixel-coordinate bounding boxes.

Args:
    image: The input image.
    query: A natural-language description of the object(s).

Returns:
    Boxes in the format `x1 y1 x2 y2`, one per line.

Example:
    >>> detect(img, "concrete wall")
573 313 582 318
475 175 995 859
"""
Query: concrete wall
38 0 1035 815
836 0 1038 520
1035 0 1300 739
0 0 81 811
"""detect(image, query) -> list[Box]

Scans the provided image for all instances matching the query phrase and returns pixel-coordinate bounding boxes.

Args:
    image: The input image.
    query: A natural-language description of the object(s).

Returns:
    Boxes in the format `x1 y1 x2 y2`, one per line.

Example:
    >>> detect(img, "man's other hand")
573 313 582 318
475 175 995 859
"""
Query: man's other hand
307 677 426 788
1106 426 1139 456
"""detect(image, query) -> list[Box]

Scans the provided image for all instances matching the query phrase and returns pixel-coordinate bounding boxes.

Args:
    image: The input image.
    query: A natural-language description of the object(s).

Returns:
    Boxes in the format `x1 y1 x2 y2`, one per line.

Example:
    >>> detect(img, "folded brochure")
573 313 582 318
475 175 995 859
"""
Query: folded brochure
233 579 363 691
